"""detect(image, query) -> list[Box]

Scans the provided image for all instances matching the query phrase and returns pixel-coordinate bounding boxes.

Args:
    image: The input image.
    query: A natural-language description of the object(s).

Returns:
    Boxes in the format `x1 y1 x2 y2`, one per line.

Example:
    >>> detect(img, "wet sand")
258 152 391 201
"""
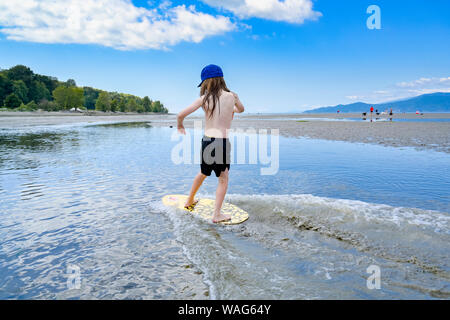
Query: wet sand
232 119 450 153
1 111 449 153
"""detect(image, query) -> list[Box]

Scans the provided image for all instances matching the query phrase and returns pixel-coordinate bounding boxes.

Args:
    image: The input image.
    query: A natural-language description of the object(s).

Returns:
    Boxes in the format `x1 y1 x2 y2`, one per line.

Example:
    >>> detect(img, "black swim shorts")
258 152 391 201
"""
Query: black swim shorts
200 136 231 177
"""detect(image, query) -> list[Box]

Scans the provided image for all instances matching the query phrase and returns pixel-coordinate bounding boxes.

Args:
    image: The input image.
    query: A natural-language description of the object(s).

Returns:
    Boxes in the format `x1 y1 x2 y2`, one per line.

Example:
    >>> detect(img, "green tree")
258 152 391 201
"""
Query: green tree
151 100 163 113
6 65 34 89
53 86 69 108
136 104 145 113
53 86 84 110
12 80 29 103
65 79 76 87
143 96 152 112
95 91 111 112
0 73 12 106
35 74 59 95
68 87 84 110
126 97 138 112
83 86 100 110
5 93 22 109
1 65 168 113
29 80 51 103
111 99 119 113
119 99 126 112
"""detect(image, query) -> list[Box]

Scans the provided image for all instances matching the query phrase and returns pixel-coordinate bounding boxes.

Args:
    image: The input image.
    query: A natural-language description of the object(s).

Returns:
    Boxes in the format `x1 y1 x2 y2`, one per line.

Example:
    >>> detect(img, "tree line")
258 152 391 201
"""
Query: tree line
0 65 168 113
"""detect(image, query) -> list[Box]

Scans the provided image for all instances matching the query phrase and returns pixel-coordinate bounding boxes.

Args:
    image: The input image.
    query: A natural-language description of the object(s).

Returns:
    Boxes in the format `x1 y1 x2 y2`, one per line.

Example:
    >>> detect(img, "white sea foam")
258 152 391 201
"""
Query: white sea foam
152 193 450 299
225 193 450 234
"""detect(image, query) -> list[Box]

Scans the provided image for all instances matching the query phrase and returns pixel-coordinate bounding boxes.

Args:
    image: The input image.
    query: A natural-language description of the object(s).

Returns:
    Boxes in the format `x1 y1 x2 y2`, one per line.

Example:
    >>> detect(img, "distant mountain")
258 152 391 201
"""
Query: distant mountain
303 92 450 113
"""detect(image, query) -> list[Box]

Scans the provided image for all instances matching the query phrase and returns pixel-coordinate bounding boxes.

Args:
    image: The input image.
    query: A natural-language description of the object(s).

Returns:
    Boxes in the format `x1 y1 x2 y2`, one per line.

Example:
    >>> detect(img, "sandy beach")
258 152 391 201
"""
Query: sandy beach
1 111 449 153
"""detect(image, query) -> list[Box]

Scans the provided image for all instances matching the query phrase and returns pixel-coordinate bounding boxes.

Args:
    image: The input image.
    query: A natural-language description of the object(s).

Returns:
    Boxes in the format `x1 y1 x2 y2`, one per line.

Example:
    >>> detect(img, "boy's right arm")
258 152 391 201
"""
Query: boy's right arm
232 92 245 113
177 97 203 135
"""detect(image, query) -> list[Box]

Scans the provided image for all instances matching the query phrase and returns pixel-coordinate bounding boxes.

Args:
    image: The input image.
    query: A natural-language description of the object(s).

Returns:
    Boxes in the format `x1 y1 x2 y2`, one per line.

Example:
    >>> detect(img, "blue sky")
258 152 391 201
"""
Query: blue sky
0 0 449 113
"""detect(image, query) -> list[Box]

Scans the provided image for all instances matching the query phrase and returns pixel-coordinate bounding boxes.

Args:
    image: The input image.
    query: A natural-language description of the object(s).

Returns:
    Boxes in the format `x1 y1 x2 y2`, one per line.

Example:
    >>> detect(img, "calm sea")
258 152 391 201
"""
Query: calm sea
0 122 449 299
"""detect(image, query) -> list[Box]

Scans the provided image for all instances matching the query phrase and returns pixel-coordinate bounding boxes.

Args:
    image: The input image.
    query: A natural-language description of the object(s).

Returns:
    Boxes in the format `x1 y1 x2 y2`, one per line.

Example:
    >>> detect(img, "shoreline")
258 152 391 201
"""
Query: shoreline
0 110 174 117
1 110 450 119
1 112 449 154
238 112 450 120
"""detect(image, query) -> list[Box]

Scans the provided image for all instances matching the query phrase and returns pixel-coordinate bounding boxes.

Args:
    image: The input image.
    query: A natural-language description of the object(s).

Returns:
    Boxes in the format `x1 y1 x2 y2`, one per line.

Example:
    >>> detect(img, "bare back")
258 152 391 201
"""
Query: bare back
203 90 235 138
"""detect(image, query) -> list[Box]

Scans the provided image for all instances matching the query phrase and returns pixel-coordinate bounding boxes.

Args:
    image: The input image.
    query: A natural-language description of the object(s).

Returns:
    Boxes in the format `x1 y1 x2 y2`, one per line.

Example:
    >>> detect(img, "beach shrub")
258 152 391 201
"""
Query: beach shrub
16 103 35 111
5 93 22 109
38 99 59 111
26 101 38 110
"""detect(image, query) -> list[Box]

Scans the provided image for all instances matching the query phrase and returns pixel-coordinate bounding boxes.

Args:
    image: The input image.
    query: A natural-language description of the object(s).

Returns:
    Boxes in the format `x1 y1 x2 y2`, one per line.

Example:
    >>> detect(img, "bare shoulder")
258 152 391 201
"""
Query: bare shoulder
227 91 239 101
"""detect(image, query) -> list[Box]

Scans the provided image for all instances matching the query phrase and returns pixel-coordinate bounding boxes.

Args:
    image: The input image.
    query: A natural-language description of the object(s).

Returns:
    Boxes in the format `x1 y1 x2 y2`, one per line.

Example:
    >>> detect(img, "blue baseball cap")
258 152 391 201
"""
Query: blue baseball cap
198 64 223 87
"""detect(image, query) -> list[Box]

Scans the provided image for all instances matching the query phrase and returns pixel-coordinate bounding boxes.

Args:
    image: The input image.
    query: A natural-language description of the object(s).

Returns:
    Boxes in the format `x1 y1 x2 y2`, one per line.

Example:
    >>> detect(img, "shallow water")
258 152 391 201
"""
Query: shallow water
0 122 449 299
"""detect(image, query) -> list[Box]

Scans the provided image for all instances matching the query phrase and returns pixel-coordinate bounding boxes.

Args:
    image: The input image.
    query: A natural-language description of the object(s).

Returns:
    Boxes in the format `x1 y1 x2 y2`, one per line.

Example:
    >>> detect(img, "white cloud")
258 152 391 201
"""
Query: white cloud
396 77 450 88
201 0 322 24
374 90 389 95
406 88 450 95
0 0 235 50
395 76 450 97
344 76 450 104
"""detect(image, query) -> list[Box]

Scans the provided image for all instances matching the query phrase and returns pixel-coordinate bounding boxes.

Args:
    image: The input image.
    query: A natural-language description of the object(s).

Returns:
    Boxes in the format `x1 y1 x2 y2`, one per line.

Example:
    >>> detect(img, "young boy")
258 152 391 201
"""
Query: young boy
177 65 245 223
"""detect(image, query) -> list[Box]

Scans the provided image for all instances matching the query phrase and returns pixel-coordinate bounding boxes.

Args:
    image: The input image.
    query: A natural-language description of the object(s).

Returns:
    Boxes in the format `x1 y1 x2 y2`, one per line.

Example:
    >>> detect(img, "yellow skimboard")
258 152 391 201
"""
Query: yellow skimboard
162 194 249 225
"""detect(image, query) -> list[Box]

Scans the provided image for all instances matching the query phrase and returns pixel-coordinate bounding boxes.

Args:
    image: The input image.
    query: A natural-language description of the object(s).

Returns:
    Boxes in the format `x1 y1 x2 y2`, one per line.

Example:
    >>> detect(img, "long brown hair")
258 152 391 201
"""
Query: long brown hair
200 77 230 119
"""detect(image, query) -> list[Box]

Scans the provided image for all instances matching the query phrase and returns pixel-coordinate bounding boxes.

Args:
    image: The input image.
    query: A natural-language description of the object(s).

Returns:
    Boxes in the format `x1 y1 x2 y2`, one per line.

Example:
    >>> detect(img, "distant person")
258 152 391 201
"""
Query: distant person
370 106 374 122
177 64 245 223
389 108 393 122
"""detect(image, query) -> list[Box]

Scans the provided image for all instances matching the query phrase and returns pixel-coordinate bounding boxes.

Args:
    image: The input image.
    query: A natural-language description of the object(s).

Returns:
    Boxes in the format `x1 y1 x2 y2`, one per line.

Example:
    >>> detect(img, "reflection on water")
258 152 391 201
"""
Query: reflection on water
88 122 152 128
0 131 70 150
0 124 449 299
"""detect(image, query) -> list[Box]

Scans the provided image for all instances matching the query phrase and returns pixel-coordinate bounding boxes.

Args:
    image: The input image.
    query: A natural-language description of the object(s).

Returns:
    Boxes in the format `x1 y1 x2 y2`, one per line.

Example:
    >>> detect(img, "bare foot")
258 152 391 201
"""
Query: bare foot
184 198 198 211
212 213 231 223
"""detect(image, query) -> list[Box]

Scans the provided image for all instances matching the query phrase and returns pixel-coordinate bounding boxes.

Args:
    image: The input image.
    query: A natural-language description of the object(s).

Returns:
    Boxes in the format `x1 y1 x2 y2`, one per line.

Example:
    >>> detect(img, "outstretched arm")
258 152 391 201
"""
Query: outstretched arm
177 97 203 135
